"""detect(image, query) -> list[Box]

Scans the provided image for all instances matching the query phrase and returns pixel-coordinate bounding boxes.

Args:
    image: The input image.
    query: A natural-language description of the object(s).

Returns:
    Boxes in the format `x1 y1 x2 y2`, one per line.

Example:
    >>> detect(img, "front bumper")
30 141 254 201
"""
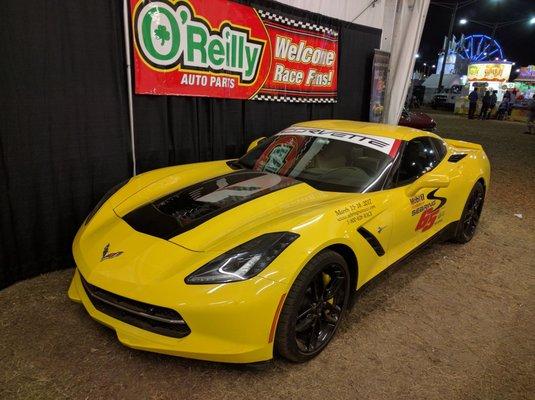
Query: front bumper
68 268 287 363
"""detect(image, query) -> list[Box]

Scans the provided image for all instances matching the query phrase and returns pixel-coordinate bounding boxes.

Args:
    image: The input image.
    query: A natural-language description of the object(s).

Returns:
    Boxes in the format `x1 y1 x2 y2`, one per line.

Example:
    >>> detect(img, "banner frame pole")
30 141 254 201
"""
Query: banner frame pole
123 0 137 176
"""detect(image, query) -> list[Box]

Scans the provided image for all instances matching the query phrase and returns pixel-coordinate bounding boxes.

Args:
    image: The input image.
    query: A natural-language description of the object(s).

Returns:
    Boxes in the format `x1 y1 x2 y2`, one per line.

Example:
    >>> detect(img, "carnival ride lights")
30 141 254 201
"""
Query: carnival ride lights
458 34 504 62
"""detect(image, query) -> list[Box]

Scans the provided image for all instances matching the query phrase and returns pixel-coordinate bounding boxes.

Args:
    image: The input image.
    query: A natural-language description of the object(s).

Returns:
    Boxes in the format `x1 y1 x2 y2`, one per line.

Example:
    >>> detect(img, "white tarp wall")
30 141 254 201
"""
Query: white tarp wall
382 0 429 124
275 0 429 125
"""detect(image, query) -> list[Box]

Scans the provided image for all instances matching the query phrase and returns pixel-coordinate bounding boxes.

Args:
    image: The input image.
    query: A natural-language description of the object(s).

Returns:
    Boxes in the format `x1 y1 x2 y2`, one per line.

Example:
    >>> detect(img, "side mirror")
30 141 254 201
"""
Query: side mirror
406 173 450 197
246 137 267 153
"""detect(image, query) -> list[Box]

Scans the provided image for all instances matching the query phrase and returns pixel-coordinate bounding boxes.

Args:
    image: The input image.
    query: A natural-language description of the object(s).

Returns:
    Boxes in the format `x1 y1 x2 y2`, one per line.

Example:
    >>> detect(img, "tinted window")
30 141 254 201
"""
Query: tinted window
239 134 394 193
395 137 440 185
431 138 447 161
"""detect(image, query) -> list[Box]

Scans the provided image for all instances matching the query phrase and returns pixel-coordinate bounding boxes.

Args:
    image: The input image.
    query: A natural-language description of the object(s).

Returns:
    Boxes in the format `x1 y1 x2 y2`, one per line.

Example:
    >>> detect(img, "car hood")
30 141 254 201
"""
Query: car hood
113 166 346 252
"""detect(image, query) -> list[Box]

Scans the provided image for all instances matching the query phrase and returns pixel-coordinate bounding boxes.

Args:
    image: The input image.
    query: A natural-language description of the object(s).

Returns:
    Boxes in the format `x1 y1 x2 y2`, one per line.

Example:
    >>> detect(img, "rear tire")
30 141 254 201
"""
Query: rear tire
452 181 485 243
275 250 350 362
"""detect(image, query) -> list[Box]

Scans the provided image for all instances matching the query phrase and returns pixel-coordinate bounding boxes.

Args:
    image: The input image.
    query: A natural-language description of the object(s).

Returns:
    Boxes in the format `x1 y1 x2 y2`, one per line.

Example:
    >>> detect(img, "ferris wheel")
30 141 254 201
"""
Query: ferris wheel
458 34 504 62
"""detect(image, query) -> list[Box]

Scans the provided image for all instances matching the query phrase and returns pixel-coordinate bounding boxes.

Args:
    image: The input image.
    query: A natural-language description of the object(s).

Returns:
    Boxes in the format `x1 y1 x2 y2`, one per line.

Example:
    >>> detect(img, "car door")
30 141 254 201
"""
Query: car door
383 136 451 264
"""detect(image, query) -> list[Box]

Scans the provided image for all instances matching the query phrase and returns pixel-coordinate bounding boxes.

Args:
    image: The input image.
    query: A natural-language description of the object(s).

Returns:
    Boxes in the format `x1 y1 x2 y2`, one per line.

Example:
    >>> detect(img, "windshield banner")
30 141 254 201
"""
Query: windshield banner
131 0 338 102
278 127 401 156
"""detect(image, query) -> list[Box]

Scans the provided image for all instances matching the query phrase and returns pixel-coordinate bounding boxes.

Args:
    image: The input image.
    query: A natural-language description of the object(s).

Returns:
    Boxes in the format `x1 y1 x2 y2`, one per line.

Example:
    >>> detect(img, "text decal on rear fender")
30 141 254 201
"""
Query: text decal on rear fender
415 189 447 232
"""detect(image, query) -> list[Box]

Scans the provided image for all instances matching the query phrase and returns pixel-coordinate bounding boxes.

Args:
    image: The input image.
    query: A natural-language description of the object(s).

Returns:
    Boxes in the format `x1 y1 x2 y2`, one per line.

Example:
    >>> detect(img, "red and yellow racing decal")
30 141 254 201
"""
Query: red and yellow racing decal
413 189 447 232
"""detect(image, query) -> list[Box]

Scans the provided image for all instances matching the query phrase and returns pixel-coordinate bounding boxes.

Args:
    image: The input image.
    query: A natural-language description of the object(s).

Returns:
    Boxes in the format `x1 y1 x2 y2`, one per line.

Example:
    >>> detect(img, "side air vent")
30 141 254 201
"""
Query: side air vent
357 227 385 256
448 153 467 163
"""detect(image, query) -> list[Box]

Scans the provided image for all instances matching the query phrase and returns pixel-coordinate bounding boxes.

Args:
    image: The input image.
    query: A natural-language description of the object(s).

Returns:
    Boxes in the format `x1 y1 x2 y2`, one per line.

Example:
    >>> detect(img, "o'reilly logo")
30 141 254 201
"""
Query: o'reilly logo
134 1 265 83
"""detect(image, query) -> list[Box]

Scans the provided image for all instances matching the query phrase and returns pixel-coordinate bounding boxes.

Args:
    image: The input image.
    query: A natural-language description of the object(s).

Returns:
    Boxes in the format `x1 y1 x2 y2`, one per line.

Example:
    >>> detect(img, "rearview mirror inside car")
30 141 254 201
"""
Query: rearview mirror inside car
406 173 450 197
247 137 267 153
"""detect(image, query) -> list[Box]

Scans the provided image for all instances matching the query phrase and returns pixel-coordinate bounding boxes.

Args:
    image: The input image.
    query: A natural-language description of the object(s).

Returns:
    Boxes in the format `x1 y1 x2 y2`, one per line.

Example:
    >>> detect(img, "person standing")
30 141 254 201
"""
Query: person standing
488 90 498 119
468 87 478 119
525 94 535 135
497 97 509 120
479 91 491 119
508 90 517 119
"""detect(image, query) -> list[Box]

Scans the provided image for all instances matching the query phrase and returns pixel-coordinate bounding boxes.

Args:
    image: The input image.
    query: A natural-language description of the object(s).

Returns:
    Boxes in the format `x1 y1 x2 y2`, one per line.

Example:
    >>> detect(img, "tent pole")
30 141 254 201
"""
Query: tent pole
123 0 137 176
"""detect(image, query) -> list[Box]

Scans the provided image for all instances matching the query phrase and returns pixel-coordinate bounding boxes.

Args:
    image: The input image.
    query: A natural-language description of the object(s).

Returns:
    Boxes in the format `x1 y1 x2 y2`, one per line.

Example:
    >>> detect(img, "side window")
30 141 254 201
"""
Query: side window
395 137 440 186
430 138 447 162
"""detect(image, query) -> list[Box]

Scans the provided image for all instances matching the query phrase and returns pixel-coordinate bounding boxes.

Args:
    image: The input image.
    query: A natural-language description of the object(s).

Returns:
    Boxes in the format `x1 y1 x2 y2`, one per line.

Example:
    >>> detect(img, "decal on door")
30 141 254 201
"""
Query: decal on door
413 189 447 232
334 198 375 225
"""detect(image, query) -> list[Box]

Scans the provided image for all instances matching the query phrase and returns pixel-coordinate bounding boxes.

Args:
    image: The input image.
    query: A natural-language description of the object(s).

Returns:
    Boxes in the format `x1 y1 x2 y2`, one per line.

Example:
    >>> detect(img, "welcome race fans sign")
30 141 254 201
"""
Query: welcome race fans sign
131 0 339 102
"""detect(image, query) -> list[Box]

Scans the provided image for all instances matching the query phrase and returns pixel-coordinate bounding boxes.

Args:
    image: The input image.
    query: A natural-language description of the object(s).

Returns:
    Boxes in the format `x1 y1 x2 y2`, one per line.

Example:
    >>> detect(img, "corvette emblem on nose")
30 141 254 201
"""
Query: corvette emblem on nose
100 243 123 261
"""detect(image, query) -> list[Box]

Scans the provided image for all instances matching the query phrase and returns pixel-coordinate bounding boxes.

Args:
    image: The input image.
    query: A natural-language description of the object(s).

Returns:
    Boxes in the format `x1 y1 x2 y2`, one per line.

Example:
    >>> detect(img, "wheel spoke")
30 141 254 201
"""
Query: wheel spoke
323 303 341 323
295 315 315 333
324 301 341 314
324 275 344 300
462 189 484 236
312 274 324 301
464 213 473 226
297 306 313 321
307 319 319 350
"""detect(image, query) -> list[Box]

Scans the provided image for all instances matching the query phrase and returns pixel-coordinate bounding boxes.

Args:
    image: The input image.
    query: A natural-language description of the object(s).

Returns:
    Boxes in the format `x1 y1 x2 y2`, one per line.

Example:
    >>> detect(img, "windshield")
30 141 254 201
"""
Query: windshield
238 127 397 193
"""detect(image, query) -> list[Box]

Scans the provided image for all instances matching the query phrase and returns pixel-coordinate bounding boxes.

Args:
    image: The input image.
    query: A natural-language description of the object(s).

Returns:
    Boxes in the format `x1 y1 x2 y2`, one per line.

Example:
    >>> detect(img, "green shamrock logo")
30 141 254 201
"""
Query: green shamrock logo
154 24 170 46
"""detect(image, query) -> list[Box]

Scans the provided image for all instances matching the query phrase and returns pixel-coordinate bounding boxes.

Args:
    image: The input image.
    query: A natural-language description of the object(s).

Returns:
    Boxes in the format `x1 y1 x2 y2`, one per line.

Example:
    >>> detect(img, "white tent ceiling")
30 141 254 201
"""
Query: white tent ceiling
274 0 397 52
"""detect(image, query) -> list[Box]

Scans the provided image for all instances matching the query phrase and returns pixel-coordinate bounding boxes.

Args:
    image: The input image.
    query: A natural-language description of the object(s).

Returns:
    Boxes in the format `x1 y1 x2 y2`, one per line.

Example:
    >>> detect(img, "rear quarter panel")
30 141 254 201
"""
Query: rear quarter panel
444 139 491 222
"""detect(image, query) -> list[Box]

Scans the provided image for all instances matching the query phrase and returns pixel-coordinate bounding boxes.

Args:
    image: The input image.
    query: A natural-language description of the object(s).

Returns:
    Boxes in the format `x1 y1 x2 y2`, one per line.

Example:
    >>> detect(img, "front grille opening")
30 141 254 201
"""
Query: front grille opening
80 273 190 339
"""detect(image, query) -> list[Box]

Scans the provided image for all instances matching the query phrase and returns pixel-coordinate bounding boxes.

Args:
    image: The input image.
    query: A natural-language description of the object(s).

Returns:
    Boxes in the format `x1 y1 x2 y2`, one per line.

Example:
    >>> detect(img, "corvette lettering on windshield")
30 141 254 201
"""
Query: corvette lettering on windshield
277 127 399 156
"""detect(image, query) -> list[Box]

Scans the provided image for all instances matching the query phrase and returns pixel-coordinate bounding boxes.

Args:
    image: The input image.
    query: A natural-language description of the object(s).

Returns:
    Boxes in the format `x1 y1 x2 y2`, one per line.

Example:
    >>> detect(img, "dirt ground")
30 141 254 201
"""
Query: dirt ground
1 112 534 400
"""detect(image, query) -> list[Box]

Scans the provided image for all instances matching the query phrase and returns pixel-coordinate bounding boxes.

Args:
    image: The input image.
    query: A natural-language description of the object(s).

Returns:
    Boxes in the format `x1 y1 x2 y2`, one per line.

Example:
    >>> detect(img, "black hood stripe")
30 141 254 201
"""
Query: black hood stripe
123 171 300 240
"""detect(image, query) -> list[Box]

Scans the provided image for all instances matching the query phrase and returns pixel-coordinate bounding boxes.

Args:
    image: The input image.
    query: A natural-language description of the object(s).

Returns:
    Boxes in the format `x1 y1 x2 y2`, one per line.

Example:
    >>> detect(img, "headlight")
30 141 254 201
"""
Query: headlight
85 179 129 225
185 232 299 284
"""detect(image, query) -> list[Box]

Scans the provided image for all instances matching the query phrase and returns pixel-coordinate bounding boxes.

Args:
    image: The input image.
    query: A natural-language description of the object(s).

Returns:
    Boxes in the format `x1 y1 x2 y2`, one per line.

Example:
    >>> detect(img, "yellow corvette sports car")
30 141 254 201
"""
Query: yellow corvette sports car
68 120 490 363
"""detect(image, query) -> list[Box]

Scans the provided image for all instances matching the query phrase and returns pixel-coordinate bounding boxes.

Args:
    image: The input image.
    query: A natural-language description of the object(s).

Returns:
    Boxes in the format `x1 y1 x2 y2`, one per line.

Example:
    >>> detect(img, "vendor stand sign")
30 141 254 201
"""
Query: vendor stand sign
131 0 339 102
467 62 512 82
515 65 535 83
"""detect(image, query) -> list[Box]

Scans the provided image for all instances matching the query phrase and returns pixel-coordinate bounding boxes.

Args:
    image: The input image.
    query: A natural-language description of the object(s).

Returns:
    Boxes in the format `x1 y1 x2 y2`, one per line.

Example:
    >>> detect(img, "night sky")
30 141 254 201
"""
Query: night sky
417 0 535 72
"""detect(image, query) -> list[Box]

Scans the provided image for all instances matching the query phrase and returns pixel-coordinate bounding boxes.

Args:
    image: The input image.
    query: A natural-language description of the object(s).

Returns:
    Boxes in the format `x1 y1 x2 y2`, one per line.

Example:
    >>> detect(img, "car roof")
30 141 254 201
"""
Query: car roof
293 120 439 141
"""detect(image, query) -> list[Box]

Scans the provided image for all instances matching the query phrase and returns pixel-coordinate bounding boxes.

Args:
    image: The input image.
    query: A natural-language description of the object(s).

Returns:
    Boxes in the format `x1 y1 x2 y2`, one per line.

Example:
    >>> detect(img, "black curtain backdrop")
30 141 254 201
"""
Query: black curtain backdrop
0 0 381 288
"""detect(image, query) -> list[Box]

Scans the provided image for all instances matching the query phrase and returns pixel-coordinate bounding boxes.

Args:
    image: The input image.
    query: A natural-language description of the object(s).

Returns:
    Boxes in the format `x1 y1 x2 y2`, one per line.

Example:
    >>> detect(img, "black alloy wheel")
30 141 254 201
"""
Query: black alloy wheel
275 250 350 362
453 181 485 243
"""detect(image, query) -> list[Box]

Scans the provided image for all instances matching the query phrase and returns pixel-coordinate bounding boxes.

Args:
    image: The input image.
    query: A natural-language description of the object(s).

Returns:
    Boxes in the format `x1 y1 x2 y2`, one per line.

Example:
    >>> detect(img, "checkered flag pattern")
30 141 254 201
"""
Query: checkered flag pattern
257 9 338 37
252 94 337 103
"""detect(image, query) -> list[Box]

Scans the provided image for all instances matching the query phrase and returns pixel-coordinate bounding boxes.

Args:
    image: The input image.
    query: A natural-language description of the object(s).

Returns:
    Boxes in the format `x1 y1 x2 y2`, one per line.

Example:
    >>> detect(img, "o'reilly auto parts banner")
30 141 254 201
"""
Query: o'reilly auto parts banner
131 0 338 103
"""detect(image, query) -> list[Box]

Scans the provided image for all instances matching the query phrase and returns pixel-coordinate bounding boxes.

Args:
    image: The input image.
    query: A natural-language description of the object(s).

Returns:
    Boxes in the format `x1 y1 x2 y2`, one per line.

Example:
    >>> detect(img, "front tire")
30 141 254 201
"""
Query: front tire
452 181 485 243
275 250 350 362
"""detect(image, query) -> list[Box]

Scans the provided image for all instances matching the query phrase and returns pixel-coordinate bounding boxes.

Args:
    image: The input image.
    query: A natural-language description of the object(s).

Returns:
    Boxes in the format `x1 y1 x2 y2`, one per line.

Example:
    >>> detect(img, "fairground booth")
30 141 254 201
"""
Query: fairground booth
509 65 535 122
455 61 512 115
